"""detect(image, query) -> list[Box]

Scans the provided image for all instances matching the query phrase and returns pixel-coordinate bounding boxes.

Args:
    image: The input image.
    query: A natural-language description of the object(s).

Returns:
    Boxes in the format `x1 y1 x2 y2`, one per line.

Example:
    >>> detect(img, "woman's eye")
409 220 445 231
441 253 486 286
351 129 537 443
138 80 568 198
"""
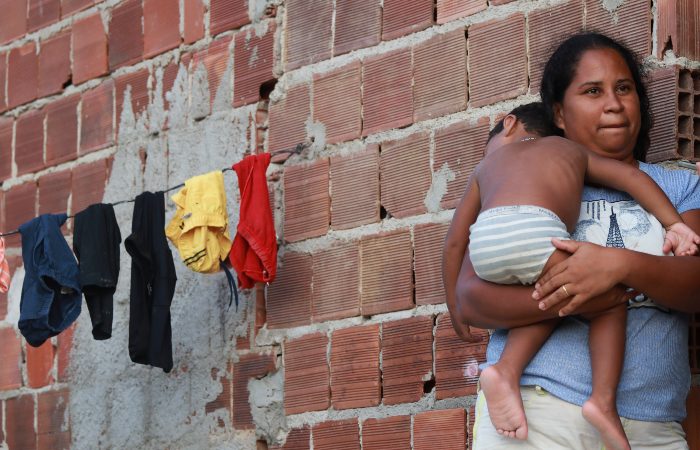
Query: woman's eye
587 88 599 94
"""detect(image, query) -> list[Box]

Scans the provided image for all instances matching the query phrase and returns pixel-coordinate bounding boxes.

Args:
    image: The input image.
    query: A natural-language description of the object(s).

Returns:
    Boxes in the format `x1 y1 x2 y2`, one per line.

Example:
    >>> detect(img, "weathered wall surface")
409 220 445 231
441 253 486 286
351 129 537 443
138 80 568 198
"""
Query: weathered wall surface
0 0 698 449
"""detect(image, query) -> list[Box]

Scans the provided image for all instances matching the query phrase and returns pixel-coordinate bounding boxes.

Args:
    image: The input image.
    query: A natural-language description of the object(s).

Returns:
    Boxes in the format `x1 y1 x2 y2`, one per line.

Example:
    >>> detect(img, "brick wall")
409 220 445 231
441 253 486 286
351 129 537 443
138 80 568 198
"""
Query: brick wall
0 0 698 448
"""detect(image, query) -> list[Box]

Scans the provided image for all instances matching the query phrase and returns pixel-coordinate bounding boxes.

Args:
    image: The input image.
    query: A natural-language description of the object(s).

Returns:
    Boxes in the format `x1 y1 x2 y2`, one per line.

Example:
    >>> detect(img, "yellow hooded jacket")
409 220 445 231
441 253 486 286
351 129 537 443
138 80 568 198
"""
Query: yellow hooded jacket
165 171 232 274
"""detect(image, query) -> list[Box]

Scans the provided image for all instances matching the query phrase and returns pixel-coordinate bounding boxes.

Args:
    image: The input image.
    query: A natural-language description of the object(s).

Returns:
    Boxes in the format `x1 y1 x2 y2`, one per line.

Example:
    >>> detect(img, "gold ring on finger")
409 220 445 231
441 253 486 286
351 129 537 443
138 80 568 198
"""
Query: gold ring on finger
562 285 570 297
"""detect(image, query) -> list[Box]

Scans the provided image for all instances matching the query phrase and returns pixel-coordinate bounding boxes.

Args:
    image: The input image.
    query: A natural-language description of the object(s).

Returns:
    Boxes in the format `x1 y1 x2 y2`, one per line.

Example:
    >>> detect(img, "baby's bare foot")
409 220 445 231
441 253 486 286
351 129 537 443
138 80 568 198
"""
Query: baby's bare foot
480 365 528 440
582 397 630 450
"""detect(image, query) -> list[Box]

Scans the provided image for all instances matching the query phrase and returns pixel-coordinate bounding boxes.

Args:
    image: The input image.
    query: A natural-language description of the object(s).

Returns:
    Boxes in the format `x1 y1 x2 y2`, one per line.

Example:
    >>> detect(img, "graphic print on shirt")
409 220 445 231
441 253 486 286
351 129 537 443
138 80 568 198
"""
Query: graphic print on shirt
573 198 670 312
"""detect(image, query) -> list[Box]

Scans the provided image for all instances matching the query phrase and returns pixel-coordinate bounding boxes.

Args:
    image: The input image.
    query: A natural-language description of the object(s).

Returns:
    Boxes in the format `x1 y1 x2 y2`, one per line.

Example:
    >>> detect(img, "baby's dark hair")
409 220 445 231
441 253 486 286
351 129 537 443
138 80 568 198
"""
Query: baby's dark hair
486 102 560 144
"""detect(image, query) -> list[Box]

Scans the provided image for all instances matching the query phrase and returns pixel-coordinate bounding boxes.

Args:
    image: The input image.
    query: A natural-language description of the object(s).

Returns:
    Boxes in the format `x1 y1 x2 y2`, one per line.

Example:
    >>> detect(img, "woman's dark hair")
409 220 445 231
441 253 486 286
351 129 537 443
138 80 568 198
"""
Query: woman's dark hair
540 32 651 162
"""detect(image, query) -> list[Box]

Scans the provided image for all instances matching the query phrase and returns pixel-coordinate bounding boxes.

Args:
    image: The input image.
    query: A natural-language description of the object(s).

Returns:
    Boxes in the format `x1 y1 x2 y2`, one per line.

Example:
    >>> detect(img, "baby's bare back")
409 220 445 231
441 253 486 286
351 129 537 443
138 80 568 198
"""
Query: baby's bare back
476 136 588 231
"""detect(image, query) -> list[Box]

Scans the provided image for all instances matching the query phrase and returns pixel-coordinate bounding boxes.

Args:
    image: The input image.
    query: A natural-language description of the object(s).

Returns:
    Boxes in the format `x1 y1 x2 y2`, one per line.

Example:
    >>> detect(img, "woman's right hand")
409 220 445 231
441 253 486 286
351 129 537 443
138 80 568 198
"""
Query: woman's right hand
563 283 639 316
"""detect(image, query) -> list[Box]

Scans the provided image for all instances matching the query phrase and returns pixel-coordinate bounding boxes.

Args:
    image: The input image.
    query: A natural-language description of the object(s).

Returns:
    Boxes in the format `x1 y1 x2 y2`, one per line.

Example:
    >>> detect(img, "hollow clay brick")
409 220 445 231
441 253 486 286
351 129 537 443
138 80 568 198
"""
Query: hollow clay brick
330 146 380 229
27 340 55 388
15 108 45 176
210 0 249 35
414 222 450 305
205 363 232 427
0 0 27 46
192 36 232 111
109 0 144 71
331 325 381 409
46 93 80 166
28 0 60 33
0 327 23 390
585 0 651 58
72 158 108 215
312 242 360 321
647 67 679 162
4 182 37 247
271 426 311 449
334 0 381 56
436 0 487 24
8 43 38 110
313 61 362 144
468 406 476 450
72 14 108 85
382 0 433 41
284 333 330 414
362 415 411 450
184 0 205 44
283 158 330 242
360 228 414 316
0 118 13 182
62 0 92 17
57 322 76 382
469 14 527 107
144 0 182 59
38 170 71 234
5 395 36 450
37 389 71 449
433 119 489 209
38 29 72 98
380 131 431 219
362 49 413 136
267 83 310 155
413 408 467 450
284 0 333 71
657 0 700 60
80 80 114 154
312 418 360 450
266 252 313 329
233 22 276 107
435 312 489 399
382 316 434 405
233 353 276 428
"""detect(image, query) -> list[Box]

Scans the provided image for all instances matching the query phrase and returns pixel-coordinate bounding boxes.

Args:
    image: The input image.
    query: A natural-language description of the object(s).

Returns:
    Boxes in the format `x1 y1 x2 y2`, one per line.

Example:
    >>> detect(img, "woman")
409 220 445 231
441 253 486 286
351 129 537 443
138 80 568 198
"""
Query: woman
445 33 700 449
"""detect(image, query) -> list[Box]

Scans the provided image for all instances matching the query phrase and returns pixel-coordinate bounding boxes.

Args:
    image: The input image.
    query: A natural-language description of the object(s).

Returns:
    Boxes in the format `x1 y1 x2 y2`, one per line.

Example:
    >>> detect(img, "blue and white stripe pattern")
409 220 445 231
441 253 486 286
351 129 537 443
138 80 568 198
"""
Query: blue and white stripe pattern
469 205 570 285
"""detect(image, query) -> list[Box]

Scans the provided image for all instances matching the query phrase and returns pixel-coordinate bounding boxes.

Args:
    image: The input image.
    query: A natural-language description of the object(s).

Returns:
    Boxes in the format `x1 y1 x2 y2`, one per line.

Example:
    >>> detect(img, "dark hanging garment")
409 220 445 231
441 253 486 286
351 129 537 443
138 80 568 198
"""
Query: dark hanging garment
125 192 177 373
18 214 81 348
73 204 122 340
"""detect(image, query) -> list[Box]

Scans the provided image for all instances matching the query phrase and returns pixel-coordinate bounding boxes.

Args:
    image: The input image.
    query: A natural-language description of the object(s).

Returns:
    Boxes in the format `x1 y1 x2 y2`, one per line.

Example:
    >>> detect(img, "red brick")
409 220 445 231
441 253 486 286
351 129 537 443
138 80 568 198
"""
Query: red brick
192 36 231 110
38 170 71 235
468 406 475 450
184 0 205 45
72 14 108 85
469 14 527 107
362 416 411 450
312 242 360 321
313 418 360 450
284 333 330 414
57 321 76 382
80 80 114 154
360 228 414 315
109 0 144 71
233 22 276 107
382 0 433 40
162 62 180 112
330 146 379 229
206 362 232 426
144 0 181 59
38 30 72 98
0 118 13 182
682 386 700 447
413 28 467 121
435 312 489 399
210 0 249 35
0 52 7 112
6 395 36 450
46 94 79 166
0 256 22 320
268 83 310 154
0 327 23 390
414 223 449 306
271 426 310 449
284 0 333 71
4 182 37 247
28 0 60 33
27 340 55 388
362 49 413 136
414 409 466 450
585 0 651 58
433 119 488 208
334 0 381 56
658 0 700 60
380 131 431 218
283 158 329 242
312 61 362 144
71 159 108 215
233 353 276 428
0 0 27 45
436 0 487 24
15 108 45 176
8 43 38 110
266 252 312 329
61 0 92 17
116 69 150 133
528 2 584 94
382 316 434 405
37 389 71 449
331 325 381 409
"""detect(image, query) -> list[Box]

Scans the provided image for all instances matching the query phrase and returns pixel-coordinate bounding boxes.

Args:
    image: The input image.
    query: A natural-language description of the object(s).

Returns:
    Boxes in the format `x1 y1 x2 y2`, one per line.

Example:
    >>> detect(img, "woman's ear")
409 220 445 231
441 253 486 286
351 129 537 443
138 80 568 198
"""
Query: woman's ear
553 102 565 131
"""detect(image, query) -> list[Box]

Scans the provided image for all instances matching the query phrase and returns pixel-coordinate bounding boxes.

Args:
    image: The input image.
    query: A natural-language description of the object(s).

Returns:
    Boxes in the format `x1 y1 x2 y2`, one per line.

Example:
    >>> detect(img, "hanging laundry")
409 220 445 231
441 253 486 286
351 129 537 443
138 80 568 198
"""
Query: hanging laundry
18 214 81 348
229 153 277 289
0 237 10 293
125 192 177 373
165 171 232 274
73 204 121 340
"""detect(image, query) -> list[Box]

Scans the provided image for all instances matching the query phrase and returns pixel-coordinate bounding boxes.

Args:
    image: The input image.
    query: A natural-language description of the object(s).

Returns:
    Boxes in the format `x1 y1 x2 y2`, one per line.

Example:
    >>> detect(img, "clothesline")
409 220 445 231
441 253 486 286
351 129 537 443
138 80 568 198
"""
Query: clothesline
0 143 308 238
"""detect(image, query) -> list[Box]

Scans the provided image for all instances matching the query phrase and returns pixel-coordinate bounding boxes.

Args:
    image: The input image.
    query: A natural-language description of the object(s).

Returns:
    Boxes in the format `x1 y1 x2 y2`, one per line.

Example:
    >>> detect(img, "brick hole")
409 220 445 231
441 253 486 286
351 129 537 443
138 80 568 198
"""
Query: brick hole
679 115 692 135
694 95 700 115
423 376 436 394
433 0 437 23
62 76 72 90
380 205 389 220
679 92 692 113
694 140 700 158
259 79 277 102
679 138 692 157
694 118 700 136
679 69 693 90
257 439 269 450
693 72 700 91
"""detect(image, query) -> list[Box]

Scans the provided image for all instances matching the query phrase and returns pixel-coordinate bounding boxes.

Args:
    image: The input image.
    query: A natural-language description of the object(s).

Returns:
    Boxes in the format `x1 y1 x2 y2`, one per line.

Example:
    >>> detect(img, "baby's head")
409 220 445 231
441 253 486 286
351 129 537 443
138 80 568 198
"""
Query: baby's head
485 102 561 155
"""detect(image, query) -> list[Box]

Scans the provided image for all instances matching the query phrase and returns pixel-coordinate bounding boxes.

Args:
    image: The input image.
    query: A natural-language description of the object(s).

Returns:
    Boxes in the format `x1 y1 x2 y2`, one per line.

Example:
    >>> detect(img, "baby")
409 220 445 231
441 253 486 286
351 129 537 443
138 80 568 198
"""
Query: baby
447 103 700 450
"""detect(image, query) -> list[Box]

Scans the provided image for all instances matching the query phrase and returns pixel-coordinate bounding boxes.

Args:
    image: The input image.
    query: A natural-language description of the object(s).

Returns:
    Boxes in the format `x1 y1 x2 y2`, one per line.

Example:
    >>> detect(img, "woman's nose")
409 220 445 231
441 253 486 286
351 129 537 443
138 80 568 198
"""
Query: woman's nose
602 90 624 113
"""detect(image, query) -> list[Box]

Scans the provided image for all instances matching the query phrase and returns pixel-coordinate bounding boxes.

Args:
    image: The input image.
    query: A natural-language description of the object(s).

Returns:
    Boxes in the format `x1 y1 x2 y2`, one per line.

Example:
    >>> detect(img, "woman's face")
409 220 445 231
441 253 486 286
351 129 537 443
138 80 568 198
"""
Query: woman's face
553 48 641 164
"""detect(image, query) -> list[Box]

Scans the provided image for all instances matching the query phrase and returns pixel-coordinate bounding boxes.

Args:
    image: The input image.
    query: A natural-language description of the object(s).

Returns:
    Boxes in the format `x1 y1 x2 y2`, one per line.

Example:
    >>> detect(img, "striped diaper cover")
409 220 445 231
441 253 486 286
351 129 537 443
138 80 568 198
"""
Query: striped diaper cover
468 205 571 285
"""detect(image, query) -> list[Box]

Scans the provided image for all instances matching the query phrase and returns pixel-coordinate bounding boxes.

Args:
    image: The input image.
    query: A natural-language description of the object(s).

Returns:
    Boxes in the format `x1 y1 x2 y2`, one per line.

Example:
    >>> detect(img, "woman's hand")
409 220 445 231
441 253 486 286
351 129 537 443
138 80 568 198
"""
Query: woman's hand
533 238 631 316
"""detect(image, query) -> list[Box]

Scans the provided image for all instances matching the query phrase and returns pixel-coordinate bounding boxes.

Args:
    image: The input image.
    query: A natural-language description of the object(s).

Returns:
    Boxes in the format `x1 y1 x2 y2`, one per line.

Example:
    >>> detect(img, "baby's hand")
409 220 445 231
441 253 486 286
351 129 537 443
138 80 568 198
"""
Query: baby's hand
664 222 700 256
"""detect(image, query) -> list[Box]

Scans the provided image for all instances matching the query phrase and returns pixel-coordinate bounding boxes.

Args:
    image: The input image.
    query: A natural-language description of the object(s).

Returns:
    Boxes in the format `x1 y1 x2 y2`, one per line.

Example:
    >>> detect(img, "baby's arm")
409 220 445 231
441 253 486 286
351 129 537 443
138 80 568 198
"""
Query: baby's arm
585 150 700 255
443 170 482 342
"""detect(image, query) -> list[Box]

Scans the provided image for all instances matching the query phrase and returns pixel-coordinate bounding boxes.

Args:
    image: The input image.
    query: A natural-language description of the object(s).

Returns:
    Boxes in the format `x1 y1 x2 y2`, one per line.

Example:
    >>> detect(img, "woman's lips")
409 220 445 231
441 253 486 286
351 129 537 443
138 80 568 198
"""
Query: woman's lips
599 124 629 129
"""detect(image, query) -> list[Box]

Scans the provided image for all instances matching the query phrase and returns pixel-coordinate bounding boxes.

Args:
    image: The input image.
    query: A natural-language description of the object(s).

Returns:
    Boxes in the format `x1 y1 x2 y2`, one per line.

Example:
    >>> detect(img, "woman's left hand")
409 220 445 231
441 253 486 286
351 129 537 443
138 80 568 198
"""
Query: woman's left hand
533 238 627 316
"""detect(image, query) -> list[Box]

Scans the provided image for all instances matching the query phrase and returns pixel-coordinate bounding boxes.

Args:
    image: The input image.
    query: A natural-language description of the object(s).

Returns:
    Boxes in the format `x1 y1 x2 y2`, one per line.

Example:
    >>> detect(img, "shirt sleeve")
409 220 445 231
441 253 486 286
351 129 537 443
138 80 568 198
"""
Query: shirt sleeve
667 169 700 214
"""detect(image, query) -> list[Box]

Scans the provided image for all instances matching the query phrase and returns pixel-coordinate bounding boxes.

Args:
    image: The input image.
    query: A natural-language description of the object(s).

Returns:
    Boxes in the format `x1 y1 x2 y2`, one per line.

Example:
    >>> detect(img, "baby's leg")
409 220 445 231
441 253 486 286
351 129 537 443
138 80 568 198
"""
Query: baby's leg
580 304 630 450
